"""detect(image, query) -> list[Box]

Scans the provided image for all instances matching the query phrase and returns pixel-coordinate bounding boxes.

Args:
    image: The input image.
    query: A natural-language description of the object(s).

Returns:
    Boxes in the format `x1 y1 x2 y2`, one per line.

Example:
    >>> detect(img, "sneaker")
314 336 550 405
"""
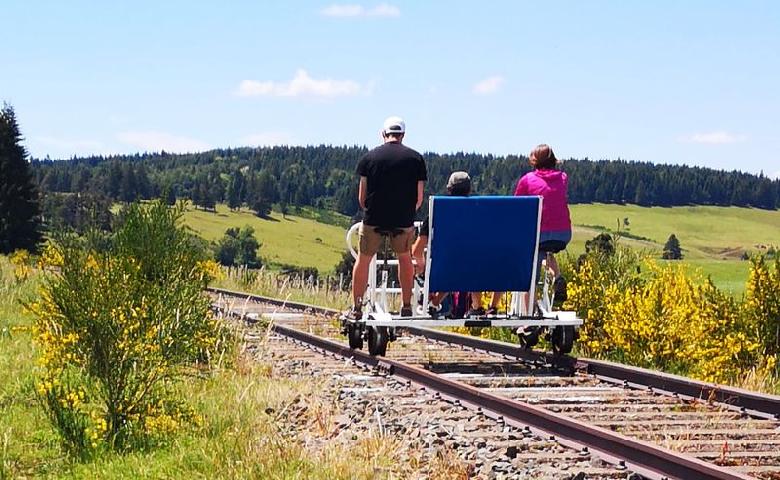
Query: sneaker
400 306 413 317
553 276 567 302
466 307 486 317
428 304 441 319
486 306 499 317
344 307 362 320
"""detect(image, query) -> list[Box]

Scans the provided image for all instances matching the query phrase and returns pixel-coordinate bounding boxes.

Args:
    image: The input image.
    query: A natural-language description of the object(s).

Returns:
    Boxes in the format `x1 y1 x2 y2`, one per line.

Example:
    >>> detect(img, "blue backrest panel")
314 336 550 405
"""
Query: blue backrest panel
427 196 540 292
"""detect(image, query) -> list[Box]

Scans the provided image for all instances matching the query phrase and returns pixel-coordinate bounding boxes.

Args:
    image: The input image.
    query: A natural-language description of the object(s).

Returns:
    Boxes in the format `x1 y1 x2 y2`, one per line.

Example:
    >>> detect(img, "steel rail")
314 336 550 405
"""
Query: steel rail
404 326 780 420
207 287 780 418
273 322 752 480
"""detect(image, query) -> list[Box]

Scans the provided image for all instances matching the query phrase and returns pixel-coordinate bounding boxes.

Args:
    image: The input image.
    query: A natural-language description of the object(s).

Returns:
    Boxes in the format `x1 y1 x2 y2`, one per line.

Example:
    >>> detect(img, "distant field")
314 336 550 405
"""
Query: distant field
182 204 348 273
567 204 780 295
179 202 780 292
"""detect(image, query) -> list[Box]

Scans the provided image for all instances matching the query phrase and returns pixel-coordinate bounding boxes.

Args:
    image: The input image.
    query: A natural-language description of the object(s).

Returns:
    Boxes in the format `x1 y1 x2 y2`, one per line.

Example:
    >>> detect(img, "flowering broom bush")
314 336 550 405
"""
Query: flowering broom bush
28 202 233 457
566 246 770 384
745 255 780 357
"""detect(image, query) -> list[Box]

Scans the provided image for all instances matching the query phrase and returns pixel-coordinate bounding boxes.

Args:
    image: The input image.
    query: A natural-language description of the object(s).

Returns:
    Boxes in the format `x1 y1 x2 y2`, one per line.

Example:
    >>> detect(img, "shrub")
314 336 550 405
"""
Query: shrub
9 249 32 282
565 243 645 354
566 240 764 384
29 201 233 456
745 255 780 356
214 226 261 268
662 234 683 260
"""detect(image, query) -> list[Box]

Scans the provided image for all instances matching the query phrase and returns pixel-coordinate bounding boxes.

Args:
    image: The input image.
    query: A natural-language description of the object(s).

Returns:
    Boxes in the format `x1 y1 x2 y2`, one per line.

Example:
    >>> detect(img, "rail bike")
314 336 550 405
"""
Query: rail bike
340 196 583 356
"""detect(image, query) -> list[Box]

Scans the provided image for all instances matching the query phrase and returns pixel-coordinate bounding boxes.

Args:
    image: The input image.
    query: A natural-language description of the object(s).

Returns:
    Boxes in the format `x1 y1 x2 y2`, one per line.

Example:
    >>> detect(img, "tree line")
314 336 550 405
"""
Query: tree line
31 146 779 219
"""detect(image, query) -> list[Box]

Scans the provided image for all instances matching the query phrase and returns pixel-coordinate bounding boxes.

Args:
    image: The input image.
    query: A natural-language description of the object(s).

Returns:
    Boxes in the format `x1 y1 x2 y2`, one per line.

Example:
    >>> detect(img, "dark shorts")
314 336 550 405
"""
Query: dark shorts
358 224 415 256
539 230 572 253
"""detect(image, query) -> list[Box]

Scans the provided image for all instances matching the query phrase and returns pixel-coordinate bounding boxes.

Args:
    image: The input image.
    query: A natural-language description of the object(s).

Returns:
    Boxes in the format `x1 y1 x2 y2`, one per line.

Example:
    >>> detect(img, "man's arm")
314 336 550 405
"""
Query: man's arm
358 176 367 210
416 180 424 210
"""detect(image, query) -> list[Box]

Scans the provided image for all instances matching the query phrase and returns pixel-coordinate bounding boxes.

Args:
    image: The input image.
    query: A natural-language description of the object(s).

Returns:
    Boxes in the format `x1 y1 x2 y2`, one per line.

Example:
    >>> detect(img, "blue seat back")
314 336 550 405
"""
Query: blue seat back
427 196 541 292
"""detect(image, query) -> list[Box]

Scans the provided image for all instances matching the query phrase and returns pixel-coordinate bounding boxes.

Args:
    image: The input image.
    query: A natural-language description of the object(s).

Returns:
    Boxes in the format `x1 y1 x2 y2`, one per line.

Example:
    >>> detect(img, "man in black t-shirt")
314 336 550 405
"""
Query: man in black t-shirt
349 116 427 318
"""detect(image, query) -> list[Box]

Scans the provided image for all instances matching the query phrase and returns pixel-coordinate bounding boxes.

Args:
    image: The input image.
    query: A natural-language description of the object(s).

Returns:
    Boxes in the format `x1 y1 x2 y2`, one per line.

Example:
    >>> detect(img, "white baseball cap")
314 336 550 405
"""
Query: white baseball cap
382 116 405 135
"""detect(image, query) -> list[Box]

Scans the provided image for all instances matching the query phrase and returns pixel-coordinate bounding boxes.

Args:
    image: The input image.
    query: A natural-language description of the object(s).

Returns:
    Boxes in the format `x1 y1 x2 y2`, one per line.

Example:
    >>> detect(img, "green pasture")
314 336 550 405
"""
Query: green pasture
566 204 780 295
177 202 780 294
569 204 780 259
182 204 348 273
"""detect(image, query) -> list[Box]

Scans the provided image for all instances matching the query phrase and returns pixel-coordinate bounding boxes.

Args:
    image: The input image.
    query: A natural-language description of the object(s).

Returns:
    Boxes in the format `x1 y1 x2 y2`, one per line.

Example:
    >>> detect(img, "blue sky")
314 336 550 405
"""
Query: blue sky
1 1 778 177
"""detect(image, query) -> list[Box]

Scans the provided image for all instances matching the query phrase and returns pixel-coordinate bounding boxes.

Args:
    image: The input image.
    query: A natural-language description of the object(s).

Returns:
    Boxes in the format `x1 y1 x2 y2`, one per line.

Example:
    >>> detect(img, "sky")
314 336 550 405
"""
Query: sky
1 1 779 177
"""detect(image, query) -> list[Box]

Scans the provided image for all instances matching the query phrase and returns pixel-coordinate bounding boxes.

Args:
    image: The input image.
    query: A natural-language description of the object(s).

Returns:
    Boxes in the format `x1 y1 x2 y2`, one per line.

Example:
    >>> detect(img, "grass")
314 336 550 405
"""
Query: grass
173 201 780 294
182 203 348 274
213 267 350 311
569 203 780 259
0 257 437 479
567 203 780 295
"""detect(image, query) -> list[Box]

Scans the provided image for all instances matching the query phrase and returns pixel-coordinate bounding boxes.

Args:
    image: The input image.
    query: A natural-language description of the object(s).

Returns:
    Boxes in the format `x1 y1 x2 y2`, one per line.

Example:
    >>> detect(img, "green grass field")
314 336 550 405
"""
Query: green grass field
179 202 780 294
0 257 411 478
182 204 348 274
567 204 780 295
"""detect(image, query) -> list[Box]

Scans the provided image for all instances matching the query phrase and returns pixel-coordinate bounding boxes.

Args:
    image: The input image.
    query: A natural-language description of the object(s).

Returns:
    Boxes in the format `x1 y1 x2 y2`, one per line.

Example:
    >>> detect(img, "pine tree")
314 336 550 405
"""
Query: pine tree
662 234 683 260
0 104 42 253
226 170 245 211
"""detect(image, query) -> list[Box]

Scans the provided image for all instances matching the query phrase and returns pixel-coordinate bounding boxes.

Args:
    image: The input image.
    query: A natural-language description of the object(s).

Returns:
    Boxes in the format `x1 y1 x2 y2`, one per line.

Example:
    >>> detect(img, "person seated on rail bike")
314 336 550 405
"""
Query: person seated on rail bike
412 171 485 318
518 144 572 296
488 144 572 316
346 116 428 320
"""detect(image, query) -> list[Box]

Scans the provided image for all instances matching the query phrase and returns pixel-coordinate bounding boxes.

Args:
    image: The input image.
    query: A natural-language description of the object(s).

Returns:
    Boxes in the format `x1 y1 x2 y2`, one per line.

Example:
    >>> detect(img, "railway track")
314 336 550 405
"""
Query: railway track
210 287 780 480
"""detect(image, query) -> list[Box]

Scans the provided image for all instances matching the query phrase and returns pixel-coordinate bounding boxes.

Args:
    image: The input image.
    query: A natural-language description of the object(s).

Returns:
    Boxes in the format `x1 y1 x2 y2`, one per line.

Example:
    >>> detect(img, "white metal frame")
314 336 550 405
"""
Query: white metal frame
344 196 582 329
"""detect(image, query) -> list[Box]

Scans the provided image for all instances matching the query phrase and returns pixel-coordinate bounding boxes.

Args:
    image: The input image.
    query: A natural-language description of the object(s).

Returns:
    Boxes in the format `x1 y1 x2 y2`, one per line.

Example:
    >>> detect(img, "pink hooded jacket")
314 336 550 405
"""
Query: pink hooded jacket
514 169 572 232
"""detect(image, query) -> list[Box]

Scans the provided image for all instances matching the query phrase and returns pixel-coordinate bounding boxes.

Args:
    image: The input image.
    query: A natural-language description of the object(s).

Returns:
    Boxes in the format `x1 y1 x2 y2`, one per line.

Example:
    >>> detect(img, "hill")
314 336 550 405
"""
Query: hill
32 146 780 216
184 204 348 274
567 204 780 295
182 202 780 295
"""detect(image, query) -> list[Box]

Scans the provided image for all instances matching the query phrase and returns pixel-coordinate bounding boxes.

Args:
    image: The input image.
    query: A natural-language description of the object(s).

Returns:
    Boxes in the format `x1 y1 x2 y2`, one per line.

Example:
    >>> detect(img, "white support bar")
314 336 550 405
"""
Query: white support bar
363 316 583 328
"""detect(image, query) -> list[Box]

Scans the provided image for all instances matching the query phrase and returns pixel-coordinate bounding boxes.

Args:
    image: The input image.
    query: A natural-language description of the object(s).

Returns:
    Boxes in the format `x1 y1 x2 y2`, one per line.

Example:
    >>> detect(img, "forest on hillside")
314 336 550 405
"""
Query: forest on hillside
31 146 779 221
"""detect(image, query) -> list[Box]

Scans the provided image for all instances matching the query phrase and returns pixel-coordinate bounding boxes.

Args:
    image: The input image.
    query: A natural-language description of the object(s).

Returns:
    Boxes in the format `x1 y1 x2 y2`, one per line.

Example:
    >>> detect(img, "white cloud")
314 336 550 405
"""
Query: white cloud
770 170 780 180
117 131 210 153
320 3 400 17
241 132 296 146
472 75 505 95
682 131 747 144
236 69 368 98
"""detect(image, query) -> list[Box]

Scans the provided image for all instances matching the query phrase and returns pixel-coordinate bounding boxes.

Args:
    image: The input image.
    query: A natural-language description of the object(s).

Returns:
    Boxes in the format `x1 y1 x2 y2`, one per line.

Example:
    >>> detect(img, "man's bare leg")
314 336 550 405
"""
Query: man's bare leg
352 253 373 309
397 252 414 308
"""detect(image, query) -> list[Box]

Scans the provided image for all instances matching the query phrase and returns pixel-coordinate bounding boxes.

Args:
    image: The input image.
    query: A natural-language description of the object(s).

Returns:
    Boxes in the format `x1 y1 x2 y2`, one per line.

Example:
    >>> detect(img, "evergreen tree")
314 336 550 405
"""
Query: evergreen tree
160 182 176 206
107 161 123 198
250 196 271 218
200 183 215 211
226 170 245 211
662 234 683 260
0 104 41 253
119 163 137 202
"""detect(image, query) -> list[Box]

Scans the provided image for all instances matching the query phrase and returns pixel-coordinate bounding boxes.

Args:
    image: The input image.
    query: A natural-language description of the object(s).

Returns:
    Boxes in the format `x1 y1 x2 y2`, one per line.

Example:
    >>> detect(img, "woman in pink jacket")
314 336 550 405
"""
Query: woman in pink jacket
514 144 571 299
487 144 572 316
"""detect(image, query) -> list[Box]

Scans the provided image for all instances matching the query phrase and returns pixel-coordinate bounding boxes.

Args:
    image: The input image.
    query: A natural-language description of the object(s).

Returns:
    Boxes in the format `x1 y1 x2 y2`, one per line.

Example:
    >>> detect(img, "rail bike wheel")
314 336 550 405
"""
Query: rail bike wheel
517 327 541 349
551 325 575 355
347 323 363 350
367 326 388 356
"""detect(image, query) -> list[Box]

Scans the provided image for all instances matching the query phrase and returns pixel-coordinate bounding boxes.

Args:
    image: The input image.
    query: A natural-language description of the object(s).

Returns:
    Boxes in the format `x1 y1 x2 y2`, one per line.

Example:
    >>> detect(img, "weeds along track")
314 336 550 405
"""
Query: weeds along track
210 287 780 480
